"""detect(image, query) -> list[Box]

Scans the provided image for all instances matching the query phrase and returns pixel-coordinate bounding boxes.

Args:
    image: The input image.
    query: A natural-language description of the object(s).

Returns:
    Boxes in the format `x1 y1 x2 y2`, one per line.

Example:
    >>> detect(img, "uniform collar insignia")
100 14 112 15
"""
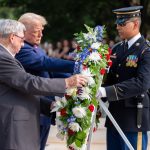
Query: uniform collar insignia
121 42 124 46
135 43 140 46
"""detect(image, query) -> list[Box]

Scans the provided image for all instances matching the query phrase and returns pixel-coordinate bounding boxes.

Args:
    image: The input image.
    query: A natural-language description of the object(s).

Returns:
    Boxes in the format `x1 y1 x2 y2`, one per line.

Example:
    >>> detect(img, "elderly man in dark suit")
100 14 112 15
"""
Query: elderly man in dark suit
0 19 87 150
15 13 80 150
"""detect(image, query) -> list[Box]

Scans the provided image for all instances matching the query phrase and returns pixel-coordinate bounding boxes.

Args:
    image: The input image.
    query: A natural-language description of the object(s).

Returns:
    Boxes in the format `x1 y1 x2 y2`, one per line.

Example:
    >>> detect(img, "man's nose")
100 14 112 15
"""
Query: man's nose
39 31 43 37
116 24 120 30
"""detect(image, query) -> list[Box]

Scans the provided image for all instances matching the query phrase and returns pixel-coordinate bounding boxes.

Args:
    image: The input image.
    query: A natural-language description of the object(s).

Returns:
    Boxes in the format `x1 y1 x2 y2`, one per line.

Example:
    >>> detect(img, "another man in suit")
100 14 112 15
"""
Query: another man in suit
0 19 87 150
97 6 150 150
15 13 79 150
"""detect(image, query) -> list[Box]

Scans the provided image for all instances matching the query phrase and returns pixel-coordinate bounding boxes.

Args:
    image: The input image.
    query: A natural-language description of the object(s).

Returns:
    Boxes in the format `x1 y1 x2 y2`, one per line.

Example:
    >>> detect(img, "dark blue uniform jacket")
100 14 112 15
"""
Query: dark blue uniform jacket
104 36 150 132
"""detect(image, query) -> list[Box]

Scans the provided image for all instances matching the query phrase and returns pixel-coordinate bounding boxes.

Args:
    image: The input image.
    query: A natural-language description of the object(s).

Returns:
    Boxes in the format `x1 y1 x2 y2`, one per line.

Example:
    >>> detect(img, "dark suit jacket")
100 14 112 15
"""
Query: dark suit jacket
0 45 66 150
16 42 75 125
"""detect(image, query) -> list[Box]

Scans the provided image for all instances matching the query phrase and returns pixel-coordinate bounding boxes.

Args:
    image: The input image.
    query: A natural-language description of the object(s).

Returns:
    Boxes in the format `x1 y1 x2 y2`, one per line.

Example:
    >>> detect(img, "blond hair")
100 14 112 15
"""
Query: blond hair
18 13 47 29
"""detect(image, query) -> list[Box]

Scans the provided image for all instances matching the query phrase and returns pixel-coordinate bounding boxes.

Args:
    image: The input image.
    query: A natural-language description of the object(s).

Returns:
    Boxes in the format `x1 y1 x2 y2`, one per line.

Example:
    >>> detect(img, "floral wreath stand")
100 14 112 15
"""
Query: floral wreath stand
52 25 134 150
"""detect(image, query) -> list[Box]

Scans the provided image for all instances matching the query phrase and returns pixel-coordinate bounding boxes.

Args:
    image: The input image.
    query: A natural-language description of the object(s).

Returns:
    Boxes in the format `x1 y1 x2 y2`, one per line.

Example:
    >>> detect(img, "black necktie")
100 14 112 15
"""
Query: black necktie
124 41 128 51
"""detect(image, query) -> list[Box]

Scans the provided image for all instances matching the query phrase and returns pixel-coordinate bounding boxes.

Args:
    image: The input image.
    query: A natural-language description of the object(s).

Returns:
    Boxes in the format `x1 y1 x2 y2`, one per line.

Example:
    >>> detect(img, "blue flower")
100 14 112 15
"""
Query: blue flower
67 116 76 123
94 25 104 42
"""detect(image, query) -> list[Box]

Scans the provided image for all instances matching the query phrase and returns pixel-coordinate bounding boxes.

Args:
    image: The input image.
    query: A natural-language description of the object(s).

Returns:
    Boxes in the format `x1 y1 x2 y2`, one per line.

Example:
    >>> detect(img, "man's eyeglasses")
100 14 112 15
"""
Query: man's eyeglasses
14 34 24 40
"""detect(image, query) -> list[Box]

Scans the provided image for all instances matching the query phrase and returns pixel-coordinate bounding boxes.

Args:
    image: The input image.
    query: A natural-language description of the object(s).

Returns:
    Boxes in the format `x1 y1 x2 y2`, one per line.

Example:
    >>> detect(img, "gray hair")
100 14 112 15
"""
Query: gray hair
18 13 47 29
129 17 142 28
0 19 26 38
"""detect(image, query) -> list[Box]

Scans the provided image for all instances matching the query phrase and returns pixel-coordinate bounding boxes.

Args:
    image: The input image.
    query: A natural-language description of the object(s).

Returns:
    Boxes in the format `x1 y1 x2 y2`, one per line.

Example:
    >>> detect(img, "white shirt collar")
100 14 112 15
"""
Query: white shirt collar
127 33 141 49
0 43 15 57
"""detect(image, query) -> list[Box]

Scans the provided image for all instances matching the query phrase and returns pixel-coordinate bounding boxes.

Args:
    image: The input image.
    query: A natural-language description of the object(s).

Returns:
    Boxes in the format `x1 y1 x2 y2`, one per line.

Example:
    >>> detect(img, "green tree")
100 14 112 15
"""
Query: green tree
0 0 149 41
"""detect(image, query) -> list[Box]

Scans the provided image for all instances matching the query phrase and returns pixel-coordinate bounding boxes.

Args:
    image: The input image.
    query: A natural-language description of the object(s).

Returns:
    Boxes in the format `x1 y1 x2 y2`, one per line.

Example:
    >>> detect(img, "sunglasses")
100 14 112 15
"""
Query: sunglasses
117 22 127 27
117 20 135 27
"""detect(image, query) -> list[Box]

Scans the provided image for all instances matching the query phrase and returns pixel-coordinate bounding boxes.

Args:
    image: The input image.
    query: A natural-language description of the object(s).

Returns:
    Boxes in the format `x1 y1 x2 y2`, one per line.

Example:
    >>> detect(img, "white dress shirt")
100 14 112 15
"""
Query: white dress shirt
127 33 141 49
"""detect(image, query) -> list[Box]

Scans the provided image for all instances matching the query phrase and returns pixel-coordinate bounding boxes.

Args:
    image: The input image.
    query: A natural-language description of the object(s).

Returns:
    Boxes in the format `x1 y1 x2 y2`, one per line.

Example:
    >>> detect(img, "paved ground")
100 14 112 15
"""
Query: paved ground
45 118 150 150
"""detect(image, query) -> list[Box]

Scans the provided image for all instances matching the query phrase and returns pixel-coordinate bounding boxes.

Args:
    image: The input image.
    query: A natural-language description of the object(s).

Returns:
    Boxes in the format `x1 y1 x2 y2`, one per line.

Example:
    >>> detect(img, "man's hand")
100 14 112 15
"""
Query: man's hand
65 74 87 88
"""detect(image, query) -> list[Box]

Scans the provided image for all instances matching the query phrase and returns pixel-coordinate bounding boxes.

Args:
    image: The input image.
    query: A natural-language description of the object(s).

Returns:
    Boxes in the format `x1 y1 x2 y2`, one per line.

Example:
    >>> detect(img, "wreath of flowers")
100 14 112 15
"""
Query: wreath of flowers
52 25 112 150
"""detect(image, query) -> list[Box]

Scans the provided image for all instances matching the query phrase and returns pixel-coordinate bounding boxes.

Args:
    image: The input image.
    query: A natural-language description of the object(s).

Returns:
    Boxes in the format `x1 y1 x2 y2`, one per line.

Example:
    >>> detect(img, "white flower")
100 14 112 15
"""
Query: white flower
81 68 92 76
56 132 65 141
72 106 86 118
83 33 87 39
88 76 95 86
69 122 82 132
61 97 67 105
81 69 95 86
77 87 91 100
51 101 61 112
83 33 96 42
91 42 101 49
66 88 77 96
88 52 101 63
51 97 67 112
56 118 67 131
81 144 87 150
56 118 64 130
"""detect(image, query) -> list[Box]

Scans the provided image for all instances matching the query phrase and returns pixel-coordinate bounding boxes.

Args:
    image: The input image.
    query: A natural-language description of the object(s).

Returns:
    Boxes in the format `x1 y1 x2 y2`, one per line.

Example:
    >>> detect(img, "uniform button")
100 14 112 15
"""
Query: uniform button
116 74 119 78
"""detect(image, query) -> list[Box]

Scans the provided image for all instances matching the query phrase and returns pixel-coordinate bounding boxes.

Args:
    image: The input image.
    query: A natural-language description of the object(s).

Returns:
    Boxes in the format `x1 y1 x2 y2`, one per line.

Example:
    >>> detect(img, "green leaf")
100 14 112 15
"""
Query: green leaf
67 135 76 146
91 98 98 106
76 118 82 123
76 131 86 140
75 139 82 148
80 117 91 129
84 24 93 33
81 99 90 107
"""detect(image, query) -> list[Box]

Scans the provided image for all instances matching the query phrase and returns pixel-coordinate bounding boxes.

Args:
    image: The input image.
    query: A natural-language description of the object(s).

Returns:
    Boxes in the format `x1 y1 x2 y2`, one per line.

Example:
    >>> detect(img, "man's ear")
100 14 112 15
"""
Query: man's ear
134 20 139 29
9 33 15 44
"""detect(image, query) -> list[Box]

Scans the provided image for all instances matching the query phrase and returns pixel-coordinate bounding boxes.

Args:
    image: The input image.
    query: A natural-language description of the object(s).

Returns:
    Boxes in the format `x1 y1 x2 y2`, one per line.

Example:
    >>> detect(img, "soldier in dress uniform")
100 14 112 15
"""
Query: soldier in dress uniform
97 6 150 150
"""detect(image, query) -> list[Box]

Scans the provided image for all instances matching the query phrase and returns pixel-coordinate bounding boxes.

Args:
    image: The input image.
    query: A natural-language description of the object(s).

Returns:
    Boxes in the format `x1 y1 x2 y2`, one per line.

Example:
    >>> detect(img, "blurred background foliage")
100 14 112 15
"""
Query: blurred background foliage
0 0 149 42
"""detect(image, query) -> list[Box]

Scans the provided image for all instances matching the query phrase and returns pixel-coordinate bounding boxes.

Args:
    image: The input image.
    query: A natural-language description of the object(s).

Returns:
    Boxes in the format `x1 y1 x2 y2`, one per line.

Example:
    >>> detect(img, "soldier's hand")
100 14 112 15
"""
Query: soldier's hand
65 74 87 88
96 87 106 99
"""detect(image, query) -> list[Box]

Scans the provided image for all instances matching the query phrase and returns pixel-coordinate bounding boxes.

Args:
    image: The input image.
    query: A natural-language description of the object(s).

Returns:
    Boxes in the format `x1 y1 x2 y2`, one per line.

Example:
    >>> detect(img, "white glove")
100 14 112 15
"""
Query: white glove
96 87 106 99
